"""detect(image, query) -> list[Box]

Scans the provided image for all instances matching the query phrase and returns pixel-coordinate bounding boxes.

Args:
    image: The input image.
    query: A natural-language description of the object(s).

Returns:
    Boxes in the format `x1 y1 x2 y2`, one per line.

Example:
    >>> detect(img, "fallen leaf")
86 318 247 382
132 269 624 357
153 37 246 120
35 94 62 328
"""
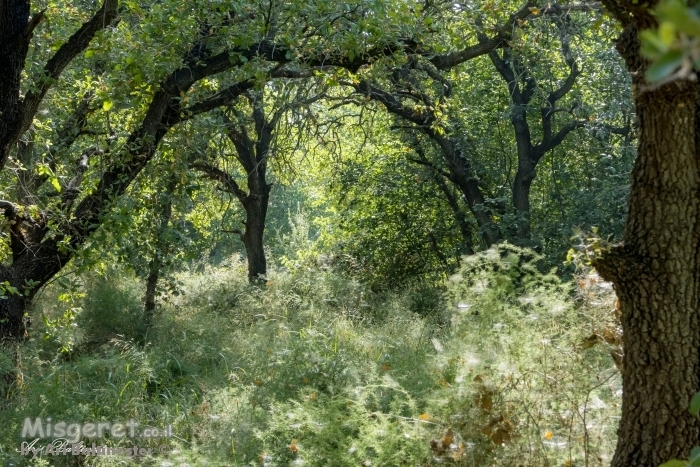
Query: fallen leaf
442 428 453 448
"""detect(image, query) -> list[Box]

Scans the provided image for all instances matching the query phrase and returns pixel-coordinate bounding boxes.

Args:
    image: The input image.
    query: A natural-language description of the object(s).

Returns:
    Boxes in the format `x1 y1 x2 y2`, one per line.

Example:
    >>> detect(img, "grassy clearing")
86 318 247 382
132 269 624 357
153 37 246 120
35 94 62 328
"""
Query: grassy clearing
0 245 620 466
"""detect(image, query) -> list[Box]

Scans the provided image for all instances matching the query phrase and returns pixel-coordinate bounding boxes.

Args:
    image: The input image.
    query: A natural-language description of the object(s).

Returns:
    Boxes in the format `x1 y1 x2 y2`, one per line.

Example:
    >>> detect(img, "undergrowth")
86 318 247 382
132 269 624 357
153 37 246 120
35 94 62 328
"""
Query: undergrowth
0 244 620 466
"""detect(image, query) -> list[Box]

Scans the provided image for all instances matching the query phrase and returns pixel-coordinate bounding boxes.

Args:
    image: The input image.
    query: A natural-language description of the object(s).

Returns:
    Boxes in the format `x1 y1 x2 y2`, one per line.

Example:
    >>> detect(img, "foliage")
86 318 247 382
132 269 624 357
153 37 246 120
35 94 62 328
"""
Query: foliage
429 244 620 466
639 0 700 83
311 117 468 288
0 0 649 463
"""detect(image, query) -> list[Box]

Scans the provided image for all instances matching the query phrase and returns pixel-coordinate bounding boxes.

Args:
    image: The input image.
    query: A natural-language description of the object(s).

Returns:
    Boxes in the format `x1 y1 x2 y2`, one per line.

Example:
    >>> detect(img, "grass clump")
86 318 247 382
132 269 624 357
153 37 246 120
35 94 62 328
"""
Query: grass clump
424 243 621 466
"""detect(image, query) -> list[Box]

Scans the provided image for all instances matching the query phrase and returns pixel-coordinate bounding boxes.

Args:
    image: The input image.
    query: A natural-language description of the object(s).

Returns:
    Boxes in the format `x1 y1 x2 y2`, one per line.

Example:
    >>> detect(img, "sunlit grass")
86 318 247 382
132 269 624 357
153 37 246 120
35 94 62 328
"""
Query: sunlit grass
0 246 620 466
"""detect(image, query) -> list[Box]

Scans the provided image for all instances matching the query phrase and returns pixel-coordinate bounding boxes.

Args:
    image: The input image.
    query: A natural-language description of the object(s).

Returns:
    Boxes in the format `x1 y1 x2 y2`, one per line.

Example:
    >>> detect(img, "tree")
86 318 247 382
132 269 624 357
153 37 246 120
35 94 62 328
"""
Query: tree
0 0 420 341
143 173 178 330
312 117 470 287
191 83 326 282
592 0 700 465
345 3 606 248
488 10 585 240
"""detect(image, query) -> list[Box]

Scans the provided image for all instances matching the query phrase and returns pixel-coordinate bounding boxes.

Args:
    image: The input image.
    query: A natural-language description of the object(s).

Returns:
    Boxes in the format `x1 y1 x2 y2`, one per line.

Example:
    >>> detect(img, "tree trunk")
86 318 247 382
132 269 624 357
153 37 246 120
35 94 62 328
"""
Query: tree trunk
431 170 474 255
0 294 30 342
594 24 700 467
512 159 535 240
434 136 500 247
510 104 536 242
144 178 178 329
143 261 160 326
143 181 175 330
241 182 270 283
0 239 68 343
0 0 30 161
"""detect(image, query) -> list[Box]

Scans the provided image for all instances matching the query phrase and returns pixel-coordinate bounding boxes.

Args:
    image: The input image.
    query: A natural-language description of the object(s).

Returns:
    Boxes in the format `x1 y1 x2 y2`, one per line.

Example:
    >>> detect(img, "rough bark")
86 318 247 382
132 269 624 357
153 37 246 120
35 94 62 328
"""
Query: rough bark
241 181 270 283
593 14 700 466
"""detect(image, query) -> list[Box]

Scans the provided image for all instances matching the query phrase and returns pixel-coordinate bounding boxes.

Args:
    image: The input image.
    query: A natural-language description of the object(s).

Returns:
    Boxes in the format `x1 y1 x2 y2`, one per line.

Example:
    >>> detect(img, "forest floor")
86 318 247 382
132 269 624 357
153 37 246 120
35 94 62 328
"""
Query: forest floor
0 246 621 467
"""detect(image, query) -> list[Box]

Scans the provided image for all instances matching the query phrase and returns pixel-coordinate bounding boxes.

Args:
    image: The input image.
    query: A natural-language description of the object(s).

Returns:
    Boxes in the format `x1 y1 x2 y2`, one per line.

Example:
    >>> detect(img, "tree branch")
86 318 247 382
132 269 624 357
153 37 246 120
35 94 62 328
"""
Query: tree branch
489 49 520 99
10 0 119 164
189 161 247 201
61 147 101 211
407 157 451 179
430 1 536 70
534 120 586 161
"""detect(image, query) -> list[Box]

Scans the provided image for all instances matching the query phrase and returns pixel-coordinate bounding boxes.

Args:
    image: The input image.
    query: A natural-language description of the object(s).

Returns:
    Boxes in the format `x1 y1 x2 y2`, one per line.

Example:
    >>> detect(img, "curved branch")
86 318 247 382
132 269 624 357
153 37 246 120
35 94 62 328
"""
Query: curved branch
189 162 247 202
12 0 119 157
431 1 536 70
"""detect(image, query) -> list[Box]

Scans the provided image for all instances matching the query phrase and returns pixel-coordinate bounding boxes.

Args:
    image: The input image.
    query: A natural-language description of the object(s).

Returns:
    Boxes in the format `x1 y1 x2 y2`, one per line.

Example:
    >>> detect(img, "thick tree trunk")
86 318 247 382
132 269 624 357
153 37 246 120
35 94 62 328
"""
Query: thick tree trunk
241 182 270 283
0 239 68 342
594 25 700 466
512 156 535 240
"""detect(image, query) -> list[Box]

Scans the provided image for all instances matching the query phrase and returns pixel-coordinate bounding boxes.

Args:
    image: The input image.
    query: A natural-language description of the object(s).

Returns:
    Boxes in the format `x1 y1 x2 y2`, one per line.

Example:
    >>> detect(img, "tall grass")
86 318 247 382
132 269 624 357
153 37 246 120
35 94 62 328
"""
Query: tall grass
0 245 620 466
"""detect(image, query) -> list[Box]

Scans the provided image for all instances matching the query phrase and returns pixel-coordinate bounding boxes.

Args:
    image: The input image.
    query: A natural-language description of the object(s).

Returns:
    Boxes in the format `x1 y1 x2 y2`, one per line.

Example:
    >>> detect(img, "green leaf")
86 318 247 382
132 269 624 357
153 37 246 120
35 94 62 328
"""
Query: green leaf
37 164 52 176
640 30 669 58
689 391 700 415
645 49 684 82
102 99 113 111
657 0 700 36
690 447 700 466
50 177 61 193
659 21 677 45
659 460 688 467
690 446 700 459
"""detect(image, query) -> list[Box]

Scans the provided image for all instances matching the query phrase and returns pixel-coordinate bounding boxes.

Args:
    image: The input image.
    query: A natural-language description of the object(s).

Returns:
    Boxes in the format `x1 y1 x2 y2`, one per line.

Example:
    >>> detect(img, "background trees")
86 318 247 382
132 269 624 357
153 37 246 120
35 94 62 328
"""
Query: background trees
0 0 419 339
11 0 700 465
